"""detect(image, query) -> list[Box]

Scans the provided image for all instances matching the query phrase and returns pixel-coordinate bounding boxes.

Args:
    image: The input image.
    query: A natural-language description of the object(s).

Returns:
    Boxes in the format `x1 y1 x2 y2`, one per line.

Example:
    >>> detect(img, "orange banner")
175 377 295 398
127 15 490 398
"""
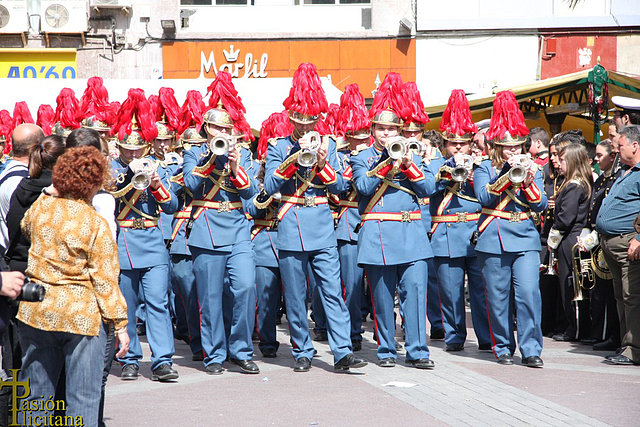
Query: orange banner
162 39 415 95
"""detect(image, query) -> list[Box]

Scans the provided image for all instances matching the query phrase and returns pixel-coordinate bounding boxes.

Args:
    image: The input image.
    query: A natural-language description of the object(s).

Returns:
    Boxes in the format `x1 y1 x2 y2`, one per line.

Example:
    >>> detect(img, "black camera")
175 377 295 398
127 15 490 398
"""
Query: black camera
16 279 45 302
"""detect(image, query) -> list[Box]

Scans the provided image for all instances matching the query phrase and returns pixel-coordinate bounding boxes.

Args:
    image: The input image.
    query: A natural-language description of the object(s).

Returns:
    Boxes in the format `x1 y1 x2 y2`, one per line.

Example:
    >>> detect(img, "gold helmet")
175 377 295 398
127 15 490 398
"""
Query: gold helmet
82 116 110 132
155 122 174 140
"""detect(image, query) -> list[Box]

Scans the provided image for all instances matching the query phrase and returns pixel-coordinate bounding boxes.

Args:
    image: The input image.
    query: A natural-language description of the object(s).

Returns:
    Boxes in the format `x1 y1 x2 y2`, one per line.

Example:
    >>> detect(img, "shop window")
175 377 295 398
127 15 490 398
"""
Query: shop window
301 0 370 4
180 0 254 4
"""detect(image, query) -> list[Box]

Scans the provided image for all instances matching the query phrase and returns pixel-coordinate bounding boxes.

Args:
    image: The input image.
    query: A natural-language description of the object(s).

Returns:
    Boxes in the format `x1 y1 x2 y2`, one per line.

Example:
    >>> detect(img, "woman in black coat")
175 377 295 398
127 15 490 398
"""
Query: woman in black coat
547 143 593 341
5 135 65 272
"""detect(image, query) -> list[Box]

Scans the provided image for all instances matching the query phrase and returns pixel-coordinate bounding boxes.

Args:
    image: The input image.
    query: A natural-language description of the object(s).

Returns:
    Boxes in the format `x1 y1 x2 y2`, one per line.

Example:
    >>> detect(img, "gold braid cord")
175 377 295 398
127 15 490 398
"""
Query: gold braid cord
366 157 394 178
276 152 301 175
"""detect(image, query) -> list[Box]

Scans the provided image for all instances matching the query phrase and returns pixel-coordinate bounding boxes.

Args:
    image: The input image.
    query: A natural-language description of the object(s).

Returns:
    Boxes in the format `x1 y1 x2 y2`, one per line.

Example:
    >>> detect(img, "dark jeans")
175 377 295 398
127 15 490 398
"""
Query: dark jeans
17 321 105 427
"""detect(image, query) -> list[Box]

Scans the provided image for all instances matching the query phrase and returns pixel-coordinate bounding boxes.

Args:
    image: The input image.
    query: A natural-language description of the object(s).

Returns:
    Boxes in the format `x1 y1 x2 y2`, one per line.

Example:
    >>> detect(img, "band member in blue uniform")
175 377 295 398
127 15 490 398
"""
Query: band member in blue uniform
473 90 548 368
167 92 208 361
264 63 366 373
333 84 372 351
401 81 446 342
248 112 293 358
351 73 435 369
110 89 179 381
425 89 491 352
182 72 259 375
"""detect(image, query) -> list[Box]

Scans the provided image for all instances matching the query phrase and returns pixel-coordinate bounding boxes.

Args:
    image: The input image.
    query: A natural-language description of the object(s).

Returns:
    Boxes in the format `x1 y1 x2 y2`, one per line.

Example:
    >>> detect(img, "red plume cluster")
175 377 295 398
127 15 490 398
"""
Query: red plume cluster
13 102 34 127
369 72 408 120
486 90 528 141
78 76 109 120
111 88 158 141
95 101 120 128
283 63 328 116
337 83 370 135
440 89 477 136
402 82 429 125
54 88 82 130
0 110 13 152
315 103 340 136
258 110 292 160
178 90 205 135
36 105 55 136
158 87 181 131
206 71 247 124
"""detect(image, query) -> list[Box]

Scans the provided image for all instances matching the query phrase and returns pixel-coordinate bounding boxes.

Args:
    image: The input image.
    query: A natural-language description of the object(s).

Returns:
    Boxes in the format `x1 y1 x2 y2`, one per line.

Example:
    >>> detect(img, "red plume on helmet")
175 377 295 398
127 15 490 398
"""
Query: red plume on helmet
369 72 408 121
36 104 55 136
315 103 340 136
206 71 246 123
158 87 181 131
96 101 120 128
78 76 109 120
0 110 13 153
13 101 34 127
234 118 255 142
439 89 477 138
402 82 429 125
258 110 292 160
337 83 370 136
283 63 328 117
485 90 528 142
148 95 161 122
54 88 82 130
178 90 206 135
111 88 158 141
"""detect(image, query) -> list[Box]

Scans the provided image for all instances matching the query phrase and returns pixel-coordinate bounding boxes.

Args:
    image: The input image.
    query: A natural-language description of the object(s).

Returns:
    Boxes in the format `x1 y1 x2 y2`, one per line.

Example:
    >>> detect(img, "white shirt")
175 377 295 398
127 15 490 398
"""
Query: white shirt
92 191 117 241
0 160 28 250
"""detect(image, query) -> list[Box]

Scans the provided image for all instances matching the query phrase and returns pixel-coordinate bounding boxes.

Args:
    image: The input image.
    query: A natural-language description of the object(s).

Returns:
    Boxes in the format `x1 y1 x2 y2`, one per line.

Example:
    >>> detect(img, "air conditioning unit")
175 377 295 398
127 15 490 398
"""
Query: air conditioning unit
0 0 29 33
90 0 132 7
41 0 89 33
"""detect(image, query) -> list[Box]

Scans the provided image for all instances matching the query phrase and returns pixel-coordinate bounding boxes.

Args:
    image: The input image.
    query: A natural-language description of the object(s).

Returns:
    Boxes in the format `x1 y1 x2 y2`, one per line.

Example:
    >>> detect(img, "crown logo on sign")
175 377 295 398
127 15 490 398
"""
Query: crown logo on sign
223 45 240 62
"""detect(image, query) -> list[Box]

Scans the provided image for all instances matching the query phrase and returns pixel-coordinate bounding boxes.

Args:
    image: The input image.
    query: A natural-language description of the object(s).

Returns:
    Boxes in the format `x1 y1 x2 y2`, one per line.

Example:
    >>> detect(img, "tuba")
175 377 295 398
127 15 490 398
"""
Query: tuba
129 158 156 191
297 131 322 168
572 243 595 301
508 154 533 185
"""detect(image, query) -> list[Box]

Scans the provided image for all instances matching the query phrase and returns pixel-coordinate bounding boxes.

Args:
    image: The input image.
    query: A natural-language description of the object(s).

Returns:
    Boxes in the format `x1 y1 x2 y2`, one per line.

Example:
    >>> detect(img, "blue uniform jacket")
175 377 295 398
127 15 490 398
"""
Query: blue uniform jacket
182 143 257 251
111 156 177 269
473 159 547 254
425 155 482 258
154 155 181 242
245 195 279 268
335 150 361 243
167 164 192 257
350 145 435 266
264 135 343 252
417 148 441 233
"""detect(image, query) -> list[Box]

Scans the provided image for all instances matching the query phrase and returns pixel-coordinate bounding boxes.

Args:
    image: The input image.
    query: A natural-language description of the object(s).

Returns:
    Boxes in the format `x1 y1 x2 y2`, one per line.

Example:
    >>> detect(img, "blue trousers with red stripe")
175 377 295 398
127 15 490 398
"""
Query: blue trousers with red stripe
339 240 364 342
190 241 256 366
476 250 543 358
365 260 430 361
255 265 282 355
279 247 352 363
171 254 202 356
426 257 444 333
434 256 491 346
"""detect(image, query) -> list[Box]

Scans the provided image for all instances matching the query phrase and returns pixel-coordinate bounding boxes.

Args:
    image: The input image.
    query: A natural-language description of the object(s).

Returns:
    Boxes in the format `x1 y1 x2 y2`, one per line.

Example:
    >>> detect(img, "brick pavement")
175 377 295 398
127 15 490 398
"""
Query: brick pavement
104 313 639 426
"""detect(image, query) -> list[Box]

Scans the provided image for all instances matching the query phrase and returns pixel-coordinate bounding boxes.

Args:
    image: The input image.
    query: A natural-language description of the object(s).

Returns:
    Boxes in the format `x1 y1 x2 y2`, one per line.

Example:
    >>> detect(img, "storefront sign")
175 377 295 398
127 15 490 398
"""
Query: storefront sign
0 49 77 79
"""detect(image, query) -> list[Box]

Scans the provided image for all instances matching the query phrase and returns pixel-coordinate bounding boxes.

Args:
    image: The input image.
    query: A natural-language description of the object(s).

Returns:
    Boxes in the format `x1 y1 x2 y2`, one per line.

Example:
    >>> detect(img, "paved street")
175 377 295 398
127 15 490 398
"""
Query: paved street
104 312 640 426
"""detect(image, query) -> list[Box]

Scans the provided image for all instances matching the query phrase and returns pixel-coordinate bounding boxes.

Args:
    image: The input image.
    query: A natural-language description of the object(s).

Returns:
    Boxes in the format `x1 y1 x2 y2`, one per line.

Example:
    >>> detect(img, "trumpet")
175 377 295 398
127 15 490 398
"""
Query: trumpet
164 151 183 165
572 243 595 301
406 138 426 157
129 158 156 191
209 133 239 156
297 131 322 168
508 154 533 185
452 154 474 182
542 250 558 276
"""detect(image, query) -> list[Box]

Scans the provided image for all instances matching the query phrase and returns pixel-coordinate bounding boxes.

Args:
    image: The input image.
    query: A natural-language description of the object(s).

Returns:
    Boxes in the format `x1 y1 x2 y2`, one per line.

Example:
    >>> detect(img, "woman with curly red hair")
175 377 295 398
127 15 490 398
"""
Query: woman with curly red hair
17 146 129 426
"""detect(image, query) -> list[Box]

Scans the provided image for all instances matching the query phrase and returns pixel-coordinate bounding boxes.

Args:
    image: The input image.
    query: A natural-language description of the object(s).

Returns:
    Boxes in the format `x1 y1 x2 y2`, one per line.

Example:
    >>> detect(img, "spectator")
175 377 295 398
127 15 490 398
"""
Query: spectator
16 146 129 425
5 135 65 273
0 124 43 253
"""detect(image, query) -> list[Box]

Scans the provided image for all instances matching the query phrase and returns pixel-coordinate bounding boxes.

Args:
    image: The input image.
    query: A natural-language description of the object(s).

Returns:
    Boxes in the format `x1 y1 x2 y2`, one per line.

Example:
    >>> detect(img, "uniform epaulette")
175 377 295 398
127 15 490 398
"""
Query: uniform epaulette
268 137 278 147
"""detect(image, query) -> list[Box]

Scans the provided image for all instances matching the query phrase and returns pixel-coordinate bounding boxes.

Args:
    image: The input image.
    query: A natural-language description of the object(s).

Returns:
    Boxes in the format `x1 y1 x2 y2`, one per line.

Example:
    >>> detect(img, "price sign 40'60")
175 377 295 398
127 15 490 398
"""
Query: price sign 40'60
7 66 76 79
